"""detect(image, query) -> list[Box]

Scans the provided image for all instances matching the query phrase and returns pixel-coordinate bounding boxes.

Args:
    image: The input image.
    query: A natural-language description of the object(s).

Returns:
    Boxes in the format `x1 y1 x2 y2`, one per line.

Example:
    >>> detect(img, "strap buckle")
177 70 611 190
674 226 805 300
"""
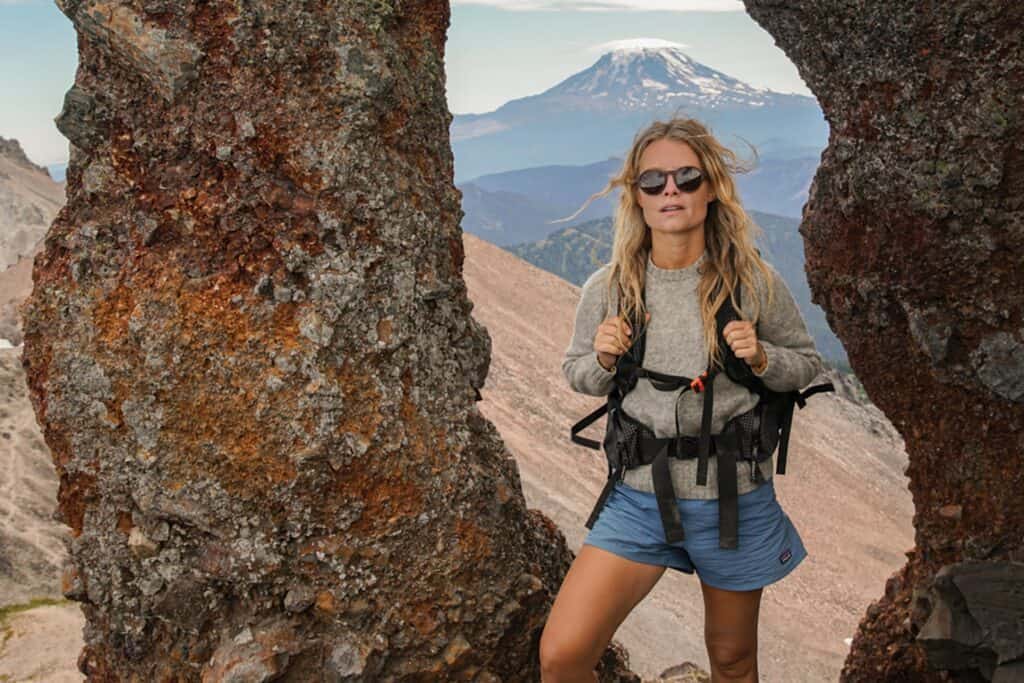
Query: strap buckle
689 370 709 393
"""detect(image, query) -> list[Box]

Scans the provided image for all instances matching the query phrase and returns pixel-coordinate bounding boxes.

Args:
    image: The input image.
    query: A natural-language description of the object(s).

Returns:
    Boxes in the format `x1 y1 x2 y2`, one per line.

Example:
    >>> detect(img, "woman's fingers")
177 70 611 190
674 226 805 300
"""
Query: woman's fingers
595 316 632 356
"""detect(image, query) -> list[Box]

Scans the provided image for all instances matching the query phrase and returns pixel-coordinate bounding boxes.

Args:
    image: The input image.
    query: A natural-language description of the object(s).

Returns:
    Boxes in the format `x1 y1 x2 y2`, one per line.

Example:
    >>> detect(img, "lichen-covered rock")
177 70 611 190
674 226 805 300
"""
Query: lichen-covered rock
742 1 1024 680
916 560 1024 681
21 1 626 680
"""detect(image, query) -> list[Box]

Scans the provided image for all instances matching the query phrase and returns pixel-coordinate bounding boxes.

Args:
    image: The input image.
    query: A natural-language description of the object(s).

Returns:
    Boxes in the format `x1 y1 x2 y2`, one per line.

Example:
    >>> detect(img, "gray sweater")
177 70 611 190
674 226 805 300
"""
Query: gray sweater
562 248 825 499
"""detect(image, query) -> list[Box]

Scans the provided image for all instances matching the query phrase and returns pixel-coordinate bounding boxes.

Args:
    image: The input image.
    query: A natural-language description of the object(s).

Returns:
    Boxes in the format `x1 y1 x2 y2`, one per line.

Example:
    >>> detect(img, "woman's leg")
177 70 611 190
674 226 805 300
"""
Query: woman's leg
539 544 667 683
700 577 763 683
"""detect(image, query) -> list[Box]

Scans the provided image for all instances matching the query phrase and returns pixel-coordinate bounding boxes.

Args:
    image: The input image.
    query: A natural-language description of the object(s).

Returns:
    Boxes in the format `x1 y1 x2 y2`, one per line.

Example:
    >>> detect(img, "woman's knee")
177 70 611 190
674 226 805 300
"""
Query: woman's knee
705 638 756 679
538 627 598 680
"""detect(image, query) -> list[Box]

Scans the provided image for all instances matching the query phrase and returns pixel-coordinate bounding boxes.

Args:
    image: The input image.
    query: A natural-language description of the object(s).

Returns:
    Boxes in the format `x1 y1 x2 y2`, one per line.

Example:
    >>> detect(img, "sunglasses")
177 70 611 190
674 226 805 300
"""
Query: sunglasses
636 166 705 195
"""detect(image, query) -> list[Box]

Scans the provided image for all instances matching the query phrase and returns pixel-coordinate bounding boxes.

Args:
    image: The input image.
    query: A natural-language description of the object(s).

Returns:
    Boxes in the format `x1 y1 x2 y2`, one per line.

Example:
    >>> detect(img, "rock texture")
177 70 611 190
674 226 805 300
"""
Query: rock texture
916 560 1024 681
19 2 633 680
742 1 1024 681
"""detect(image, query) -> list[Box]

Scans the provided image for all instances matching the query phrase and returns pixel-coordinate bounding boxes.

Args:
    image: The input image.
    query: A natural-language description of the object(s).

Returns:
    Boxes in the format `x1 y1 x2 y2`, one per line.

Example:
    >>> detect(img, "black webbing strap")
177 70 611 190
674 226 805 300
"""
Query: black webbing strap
695 367 717 486
651 443 686 543
799 382 836 404
570 403 608 450
714 422 740 549
584 474 618 530
776 381 836 475
583 400 625 529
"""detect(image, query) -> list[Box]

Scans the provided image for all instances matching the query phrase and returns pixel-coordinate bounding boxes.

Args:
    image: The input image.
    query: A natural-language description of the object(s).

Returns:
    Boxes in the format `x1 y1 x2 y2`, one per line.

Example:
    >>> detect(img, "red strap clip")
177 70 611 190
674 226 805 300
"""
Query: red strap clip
690 370 709 393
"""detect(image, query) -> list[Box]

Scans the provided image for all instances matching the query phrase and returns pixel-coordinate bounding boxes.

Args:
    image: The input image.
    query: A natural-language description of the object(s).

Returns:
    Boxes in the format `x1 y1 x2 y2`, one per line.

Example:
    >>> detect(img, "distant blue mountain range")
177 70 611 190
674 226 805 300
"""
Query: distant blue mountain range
449 44 827 184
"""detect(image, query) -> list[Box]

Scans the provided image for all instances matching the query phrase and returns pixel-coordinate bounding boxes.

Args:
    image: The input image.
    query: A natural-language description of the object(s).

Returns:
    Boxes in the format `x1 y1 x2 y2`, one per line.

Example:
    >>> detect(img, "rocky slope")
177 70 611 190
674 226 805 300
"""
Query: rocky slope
0 136 65 346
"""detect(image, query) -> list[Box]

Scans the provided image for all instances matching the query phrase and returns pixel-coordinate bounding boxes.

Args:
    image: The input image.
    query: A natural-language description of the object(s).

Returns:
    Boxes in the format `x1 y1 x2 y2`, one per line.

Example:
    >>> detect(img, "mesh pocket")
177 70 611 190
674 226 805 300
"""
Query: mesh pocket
730 406 760 460
612 410 649 470
619 412 643 469
757 394 786 460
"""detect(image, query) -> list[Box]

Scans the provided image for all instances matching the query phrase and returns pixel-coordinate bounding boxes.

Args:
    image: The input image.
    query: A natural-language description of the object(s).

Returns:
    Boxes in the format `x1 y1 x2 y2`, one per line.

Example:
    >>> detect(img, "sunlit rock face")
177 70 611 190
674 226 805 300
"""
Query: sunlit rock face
20 2 626 680
742 1 1024 681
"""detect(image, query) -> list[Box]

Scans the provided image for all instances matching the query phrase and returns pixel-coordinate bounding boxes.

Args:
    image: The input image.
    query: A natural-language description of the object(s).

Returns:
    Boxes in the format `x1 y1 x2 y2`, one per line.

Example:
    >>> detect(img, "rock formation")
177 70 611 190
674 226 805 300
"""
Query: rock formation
20 1 635 679
742 2 1024 680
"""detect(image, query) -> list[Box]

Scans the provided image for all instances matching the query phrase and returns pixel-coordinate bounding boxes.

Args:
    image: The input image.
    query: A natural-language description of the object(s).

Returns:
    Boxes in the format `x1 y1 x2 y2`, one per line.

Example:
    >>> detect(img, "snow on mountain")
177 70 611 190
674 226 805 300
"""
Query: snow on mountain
550 43 778 110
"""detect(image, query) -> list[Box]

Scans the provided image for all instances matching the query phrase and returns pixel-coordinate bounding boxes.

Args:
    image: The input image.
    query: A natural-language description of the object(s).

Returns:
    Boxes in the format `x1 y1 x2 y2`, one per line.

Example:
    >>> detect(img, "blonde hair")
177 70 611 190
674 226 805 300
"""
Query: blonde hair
551 114 776 371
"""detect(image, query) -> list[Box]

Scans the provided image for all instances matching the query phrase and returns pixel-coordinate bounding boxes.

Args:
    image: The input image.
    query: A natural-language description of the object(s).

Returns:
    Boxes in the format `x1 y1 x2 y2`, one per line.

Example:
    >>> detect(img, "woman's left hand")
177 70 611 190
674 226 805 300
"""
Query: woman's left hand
723 320 766 367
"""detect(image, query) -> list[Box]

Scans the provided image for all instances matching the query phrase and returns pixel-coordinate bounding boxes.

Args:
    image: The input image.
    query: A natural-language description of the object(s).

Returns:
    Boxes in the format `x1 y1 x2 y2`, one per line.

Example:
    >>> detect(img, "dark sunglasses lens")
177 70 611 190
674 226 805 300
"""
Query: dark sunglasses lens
637 167 704 195
675 167 703 192
637 170 666 194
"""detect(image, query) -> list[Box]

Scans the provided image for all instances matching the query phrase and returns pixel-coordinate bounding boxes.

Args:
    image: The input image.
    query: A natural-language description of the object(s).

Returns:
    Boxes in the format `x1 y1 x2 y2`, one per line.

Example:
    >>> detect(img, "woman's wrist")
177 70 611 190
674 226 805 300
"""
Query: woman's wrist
596 352 615 373
751 342 768 374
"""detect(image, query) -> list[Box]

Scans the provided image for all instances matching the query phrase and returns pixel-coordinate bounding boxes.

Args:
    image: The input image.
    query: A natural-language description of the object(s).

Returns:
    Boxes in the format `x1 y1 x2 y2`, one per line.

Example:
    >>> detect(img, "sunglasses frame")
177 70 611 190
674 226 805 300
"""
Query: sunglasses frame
635 166 705 195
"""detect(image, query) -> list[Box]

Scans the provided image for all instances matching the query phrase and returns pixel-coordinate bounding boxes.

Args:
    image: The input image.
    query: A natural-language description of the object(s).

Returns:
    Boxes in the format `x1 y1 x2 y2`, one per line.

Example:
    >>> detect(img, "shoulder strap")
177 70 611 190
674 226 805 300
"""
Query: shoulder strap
714 279 769 395
615 279 647 367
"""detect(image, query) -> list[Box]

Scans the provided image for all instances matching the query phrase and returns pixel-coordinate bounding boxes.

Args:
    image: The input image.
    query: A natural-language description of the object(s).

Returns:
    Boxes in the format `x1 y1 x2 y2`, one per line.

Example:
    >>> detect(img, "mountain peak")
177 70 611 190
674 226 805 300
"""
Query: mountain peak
0 136 51 178
549 40 773 111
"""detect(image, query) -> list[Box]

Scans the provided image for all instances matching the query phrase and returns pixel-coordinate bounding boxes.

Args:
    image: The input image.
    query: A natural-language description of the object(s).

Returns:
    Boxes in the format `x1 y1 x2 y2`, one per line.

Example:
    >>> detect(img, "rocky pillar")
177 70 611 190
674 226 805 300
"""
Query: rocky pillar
22 1 633 679
742 1 1024 680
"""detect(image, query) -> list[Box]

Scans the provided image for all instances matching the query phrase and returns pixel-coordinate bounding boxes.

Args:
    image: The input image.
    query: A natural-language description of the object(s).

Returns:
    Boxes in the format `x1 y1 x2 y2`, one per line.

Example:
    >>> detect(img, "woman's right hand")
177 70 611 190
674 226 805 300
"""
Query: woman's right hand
594 312 651 371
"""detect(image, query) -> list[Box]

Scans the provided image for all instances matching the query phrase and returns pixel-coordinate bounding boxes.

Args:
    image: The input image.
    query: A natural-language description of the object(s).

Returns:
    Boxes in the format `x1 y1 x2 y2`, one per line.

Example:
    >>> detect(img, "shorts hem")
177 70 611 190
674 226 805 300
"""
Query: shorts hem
582 541 693 573
697 547 808 591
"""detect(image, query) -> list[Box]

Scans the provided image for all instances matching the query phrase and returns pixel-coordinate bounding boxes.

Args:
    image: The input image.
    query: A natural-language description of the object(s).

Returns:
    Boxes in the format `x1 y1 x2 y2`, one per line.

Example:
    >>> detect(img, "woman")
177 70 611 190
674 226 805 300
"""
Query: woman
539 117 824 683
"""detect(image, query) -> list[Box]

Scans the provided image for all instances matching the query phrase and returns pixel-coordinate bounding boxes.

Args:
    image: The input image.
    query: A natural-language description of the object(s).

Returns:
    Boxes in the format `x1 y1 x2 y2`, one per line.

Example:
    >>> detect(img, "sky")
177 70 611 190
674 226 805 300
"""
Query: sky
0 0 811 168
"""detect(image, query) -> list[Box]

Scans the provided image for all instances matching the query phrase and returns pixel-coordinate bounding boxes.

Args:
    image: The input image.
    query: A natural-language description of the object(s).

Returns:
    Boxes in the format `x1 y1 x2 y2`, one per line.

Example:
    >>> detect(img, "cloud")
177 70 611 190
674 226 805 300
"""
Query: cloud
452 0 744 11
586 37 691 55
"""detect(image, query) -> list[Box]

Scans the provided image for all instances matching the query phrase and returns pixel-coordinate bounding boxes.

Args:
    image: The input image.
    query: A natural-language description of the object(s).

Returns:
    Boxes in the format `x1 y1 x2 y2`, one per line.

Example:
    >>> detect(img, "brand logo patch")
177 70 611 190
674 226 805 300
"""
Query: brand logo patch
779 548 792 564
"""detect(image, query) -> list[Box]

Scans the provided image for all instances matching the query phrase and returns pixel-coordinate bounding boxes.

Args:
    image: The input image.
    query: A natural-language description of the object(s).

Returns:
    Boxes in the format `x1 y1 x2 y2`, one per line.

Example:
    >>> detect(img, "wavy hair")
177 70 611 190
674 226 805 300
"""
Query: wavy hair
551 115 777 371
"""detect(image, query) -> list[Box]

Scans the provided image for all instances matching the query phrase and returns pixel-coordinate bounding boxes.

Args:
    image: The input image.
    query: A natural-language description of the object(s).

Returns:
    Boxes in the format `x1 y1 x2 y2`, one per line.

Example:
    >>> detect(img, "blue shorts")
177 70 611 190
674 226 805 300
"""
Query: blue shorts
582 477 807 592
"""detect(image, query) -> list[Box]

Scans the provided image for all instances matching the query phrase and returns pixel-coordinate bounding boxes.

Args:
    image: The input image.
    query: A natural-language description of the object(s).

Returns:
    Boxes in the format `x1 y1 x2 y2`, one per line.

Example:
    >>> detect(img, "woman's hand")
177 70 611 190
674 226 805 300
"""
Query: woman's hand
594 312 651 371
723 320 767 370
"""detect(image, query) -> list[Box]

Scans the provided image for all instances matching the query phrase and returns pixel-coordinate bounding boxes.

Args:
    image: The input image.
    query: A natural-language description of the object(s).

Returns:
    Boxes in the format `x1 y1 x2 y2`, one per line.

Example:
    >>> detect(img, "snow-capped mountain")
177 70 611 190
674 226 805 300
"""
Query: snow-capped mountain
450 41 827 183
547 43 782 111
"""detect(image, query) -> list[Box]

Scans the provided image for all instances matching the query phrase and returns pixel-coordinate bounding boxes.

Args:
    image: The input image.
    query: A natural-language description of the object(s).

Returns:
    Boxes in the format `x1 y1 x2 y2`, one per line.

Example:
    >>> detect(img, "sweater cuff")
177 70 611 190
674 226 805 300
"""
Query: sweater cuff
588 352 617 385
594 352 616 373
751 343 769 377
752 340 782 385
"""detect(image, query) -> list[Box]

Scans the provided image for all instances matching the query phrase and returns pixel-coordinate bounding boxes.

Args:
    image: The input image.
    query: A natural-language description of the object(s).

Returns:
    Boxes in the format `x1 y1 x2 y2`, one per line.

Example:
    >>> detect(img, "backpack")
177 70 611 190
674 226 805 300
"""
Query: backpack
570 274 835 549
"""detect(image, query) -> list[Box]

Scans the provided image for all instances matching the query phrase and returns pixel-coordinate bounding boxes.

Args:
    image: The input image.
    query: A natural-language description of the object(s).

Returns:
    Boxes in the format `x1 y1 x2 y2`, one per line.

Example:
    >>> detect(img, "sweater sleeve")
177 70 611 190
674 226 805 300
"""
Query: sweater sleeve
562 266 618 397
748 262 825 392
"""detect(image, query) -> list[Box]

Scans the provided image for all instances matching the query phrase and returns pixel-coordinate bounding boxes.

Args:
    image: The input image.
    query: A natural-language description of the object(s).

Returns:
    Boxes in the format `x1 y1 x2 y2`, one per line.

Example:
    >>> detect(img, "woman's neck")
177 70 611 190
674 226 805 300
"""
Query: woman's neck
649 230 706 270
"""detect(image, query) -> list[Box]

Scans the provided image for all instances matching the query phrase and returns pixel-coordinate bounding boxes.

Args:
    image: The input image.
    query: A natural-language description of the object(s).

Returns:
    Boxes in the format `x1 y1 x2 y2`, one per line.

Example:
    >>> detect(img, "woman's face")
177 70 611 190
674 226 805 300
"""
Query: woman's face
634 137 716 238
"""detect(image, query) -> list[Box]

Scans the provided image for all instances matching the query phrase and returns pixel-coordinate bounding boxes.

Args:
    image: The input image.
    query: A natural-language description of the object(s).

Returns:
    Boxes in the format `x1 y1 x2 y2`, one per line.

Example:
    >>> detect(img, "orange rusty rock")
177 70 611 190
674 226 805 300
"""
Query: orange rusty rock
298 534 356 563
495 483 512 505
92 282 135 346
58 471 97 538
454 517 493 563
315 590 337 614
61 563 84 600
18 2 576 679
114 267 311 501
338 461 424 537
377 317 393 344
938 504 962 521
116 510 133 535
407 600 442 636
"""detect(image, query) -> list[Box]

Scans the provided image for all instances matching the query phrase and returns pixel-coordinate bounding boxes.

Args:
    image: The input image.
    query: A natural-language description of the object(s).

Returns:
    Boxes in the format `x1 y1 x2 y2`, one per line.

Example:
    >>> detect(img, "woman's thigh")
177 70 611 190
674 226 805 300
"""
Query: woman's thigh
700 577 763 662
540 544 667 670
